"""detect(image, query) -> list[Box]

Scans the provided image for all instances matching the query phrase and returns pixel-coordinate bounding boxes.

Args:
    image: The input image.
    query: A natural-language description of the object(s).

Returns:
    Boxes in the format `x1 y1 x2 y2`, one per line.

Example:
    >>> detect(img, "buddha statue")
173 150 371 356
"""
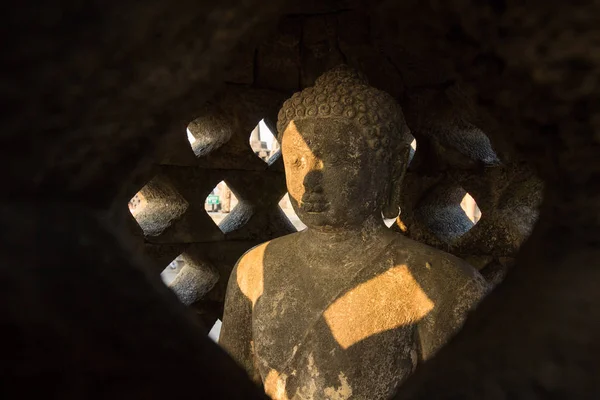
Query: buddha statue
220 66 487 400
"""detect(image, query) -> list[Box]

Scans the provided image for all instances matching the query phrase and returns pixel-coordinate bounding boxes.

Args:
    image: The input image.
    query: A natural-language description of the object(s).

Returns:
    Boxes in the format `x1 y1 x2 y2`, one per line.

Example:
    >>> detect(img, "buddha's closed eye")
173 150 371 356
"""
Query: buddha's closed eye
289 156 305 170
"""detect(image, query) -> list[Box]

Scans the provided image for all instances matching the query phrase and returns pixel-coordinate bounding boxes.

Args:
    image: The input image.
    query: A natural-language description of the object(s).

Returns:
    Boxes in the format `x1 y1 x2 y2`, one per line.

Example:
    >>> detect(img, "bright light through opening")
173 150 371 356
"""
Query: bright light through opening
258 120 275 150
461 193 481 223
187 128 196 145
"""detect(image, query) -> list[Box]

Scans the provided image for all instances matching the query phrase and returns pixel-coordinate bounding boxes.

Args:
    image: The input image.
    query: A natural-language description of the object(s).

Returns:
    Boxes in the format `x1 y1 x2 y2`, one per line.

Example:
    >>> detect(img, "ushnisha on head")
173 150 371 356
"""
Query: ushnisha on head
277 65 413 229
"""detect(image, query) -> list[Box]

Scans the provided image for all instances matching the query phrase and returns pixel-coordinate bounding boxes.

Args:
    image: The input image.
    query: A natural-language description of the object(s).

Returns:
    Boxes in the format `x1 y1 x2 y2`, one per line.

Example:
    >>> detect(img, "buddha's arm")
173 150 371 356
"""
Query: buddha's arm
417 261 488 361
219 262 261 384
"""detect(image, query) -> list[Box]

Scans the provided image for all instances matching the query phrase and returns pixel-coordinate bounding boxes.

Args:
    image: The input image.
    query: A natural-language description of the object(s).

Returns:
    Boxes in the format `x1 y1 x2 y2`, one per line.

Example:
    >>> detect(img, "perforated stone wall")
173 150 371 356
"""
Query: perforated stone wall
127 86 297 331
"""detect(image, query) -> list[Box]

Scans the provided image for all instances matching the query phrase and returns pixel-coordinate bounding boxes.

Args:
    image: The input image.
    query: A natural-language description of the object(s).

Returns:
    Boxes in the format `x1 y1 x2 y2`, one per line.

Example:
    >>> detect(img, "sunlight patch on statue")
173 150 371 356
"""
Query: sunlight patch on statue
236 242 268 308
324 265 434 349
264 369 289 400
282 121 319 207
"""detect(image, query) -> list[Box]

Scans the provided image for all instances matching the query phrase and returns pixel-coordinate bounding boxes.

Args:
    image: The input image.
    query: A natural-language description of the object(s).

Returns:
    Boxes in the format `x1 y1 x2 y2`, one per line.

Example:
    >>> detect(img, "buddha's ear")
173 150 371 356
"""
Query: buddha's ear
382 145 411 219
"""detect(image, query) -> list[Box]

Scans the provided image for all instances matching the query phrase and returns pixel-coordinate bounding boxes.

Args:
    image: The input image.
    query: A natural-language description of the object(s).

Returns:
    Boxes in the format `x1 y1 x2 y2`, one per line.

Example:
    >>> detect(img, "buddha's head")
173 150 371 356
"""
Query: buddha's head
277 66 412 230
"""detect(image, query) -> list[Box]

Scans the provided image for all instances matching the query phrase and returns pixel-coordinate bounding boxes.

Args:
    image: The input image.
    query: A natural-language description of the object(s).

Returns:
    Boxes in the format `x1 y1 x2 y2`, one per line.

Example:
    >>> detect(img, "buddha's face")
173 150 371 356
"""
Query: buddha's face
282 118 388 229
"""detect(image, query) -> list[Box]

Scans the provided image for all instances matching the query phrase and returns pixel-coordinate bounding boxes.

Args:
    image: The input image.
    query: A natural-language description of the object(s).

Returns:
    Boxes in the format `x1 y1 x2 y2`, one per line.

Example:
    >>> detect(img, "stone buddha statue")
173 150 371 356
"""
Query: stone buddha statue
220 66 487 400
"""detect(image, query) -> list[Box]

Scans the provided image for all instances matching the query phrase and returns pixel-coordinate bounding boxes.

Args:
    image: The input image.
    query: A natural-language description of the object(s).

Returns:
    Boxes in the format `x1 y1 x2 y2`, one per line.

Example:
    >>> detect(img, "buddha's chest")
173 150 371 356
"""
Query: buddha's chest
252 271 334 368
251 260 424 399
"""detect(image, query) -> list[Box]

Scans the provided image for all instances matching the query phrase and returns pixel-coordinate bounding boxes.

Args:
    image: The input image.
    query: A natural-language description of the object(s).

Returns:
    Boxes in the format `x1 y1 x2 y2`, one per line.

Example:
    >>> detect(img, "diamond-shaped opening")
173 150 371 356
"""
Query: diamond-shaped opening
408 136 417 166
383 207 401 228
129 176 189 237
460 192 481 224
205 180 239 228
279 193 306 231
208 319 222 343
187 115 233 157
250 119 280 163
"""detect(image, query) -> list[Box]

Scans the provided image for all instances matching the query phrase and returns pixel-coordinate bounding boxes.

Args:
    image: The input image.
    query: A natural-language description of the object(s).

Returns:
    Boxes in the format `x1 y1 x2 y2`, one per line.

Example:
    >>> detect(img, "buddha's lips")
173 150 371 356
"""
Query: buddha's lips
301 201 330 213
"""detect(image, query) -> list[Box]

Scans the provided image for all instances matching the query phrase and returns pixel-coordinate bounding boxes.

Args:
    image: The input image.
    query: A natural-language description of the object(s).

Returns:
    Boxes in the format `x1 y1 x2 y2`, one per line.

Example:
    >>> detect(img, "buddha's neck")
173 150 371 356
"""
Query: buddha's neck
301 214 390 249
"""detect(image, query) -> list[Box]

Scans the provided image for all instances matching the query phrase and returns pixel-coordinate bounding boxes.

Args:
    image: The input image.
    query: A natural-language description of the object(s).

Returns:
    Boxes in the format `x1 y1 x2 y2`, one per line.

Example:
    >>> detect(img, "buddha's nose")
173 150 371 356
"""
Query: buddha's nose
303 170 323 193
306 155 324 172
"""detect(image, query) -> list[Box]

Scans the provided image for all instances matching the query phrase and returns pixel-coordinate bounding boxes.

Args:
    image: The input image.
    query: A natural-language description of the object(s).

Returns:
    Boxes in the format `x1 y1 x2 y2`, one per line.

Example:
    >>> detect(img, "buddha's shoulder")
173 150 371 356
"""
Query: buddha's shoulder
235 233 300 275
233 238 284 305
382 233 488 297
233 234 302 302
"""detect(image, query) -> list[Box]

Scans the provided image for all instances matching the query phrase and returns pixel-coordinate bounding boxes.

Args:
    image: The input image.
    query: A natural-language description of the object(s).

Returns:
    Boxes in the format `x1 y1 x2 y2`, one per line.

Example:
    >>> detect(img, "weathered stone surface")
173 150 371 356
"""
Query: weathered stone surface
169 253 220 306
